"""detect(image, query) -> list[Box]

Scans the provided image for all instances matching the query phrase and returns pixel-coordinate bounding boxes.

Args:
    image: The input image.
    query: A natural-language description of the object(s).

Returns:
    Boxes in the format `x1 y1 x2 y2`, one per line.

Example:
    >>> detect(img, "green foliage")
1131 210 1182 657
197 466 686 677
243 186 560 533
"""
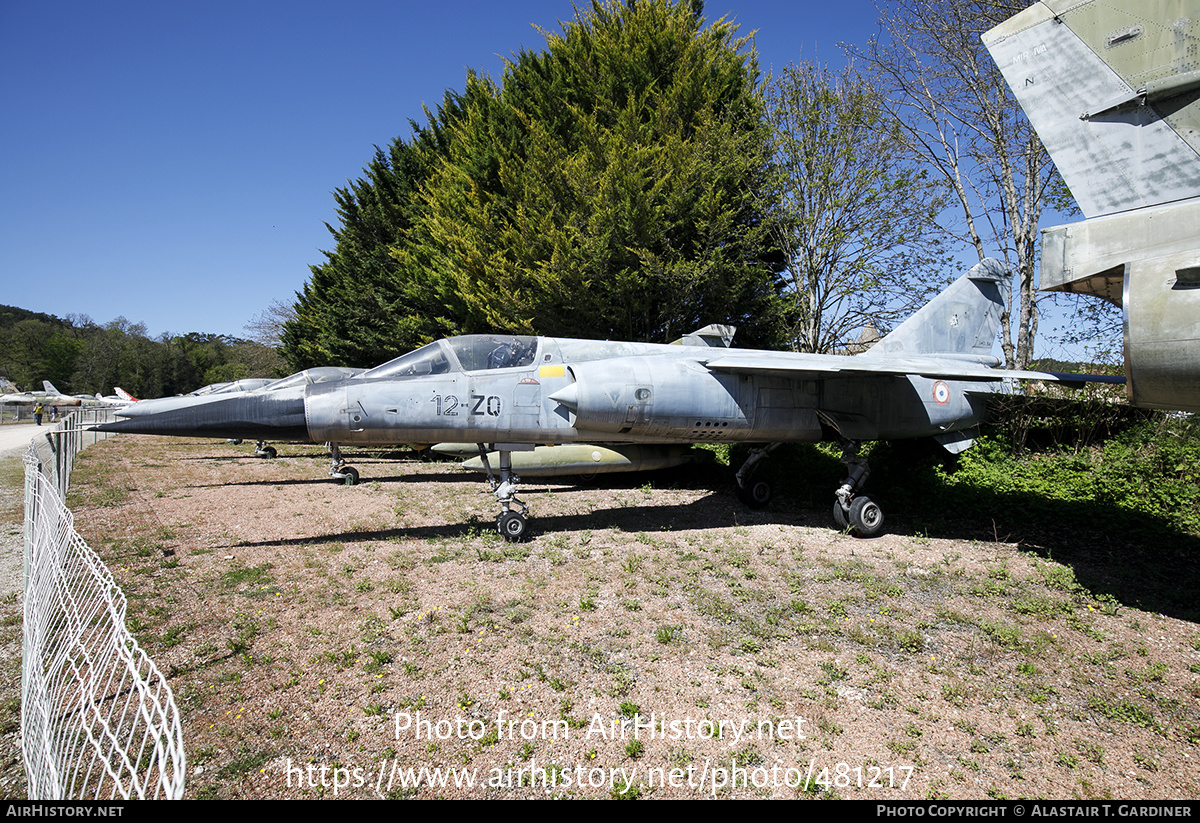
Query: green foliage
423 0 780 345
283 0 786 368
933 415 1200 537
761 61 949 352
0 305 285 397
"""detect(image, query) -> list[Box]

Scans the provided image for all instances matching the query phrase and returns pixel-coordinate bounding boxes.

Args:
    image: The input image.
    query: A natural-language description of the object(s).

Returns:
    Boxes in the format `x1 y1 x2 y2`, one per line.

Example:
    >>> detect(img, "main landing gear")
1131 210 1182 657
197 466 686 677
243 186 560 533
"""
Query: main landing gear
732 440 885 537
327 442 359 486
475 445 530 541
832 440 883 537
254 440 277 459
734 443 780 509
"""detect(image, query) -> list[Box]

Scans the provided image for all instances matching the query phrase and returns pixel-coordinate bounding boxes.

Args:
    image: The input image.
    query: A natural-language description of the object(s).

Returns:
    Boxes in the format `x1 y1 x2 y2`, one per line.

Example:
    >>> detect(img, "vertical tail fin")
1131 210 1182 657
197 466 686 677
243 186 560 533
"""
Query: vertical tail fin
871 258 1009 356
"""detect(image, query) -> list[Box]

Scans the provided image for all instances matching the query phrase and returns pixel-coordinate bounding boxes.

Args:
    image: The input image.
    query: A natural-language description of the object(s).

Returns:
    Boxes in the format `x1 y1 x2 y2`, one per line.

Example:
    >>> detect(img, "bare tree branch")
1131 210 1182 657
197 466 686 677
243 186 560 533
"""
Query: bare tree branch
850 0 1058 368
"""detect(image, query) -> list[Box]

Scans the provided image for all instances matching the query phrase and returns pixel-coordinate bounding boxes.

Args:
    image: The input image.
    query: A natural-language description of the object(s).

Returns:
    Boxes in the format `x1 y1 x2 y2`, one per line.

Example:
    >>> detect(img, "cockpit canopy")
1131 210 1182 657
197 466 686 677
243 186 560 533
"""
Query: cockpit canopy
363 335 539 379
261 366 365 392
187 378 274 397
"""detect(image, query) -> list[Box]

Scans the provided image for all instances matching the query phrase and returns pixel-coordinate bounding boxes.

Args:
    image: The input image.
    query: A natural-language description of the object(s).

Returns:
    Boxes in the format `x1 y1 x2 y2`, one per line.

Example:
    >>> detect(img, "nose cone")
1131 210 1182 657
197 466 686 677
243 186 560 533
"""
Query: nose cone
92 388 309 441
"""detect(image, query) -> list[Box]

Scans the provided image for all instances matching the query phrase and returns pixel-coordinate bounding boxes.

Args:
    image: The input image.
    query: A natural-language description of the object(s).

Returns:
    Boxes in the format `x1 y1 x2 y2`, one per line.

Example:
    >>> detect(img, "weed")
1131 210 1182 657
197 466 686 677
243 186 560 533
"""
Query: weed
1055 752 1078 769
1087 696 1158 730
1075 739 1104 765
610 780 642 800
655 624 681 644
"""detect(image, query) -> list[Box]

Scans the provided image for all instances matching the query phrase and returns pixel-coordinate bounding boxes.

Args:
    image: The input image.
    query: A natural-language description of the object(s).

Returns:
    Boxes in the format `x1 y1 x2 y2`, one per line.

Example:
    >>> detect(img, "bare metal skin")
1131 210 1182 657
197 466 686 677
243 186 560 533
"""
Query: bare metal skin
985 0 1200 411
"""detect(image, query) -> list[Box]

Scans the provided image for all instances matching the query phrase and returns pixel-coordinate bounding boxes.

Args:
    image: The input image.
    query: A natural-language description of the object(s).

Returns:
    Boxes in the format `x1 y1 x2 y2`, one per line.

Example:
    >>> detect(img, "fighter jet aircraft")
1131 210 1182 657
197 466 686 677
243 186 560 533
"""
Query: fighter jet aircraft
41 380 132 408
94 258 1120 539
0 381 87 407
983 0 1200 412
111 366 364 457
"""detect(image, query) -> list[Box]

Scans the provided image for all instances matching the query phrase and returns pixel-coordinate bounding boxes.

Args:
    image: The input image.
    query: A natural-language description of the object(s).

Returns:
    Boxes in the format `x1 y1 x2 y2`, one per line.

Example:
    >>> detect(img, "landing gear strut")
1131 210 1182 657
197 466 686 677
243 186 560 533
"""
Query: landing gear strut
832 440 883 537
734 443 780 509
254 440 277 459
327 442 359 486
476 444 530 541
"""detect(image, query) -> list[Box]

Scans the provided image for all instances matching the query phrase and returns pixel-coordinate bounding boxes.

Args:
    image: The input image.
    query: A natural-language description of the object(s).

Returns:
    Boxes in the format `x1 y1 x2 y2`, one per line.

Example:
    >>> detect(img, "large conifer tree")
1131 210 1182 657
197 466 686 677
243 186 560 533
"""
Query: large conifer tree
282 0 783 369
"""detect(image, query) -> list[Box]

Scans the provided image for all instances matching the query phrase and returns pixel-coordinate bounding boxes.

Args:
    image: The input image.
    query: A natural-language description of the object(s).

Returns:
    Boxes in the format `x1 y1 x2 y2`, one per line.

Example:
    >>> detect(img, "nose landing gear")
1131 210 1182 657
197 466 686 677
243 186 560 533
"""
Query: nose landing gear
327 442 359 485
476 444 531 541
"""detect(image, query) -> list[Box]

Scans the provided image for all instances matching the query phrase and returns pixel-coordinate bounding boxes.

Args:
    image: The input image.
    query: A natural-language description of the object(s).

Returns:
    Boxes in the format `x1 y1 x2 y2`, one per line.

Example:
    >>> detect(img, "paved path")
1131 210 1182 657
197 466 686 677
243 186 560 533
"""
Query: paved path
0 423 49 456
0 425 40 601
0 426 38 798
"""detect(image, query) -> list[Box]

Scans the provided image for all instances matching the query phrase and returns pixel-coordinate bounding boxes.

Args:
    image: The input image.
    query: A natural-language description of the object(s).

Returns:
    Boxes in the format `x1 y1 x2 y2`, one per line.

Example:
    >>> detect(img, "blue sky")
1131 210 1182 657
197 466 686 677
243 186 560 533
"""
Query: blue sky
1 0 888 341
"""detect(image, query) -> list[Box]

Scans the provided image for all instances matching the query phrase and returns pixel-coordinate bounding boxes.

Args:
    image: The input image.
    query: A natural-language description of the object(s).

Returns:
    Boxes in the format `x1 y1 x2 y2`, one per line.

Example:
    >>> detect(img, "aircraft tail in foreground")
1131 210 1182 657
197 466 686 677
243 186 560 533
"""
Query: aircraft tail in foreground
983 0 1200 220
984 0 1200 412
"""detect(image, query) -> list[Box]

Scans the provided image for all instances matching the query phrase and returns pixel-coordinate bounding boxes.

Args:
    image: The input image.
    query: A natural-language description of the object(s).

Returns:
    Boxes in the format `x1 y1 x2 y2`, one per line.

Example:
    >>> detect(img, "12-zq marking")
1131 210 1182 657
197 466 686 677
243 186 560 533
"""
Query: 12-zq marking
433 395 502 416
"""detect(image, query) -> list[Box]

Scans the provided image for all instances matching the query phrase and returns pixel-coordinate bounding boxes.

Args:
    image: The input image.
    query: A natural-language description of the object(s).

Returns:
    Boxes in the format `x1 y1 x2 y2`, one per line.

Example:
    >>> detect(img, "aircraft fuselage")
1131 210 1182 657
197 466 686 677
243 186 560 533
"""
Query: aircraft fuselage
301 336 988 448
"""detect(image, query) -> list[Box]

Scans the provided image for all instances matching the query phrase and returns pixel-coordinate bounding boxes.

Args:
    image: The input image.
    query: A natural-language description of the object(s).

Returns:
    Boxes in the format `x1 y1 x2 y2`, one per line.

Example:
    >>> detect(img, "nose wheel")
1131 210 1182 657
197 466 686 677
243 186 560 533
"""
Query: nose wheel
476 445 531 541
498 511 528 540
327 442 360 485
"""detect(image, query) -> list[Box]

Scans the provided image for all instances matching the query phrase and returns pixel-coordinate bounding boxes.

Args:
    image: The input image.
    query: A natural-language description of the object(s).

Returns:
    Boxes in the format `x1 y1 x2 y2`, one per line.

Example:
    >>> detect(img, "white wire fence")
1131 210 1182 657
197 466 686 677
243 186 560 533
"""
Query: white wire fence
21 409 186 799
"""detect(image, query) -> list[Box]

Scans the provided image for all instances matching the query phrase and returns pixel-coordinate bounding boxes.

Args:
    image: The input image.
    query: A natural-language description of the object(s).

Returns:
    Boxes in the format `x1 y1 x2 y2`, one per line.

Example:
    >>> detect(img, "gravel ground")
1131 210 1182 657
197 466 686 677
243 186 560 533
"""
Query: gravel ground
52 434 1200 800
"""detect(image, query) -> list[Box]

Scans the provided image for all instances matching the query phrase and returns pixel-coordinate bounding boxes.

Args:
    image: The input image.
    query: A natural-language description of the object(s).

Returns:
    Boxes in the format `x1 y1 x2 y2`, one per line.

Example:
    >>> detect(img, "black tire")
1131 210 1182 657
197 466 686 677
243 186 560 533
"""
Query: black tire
498 511 527 542
849 494 884 537
339 466 360 486
736 479 772 509
261 446 277 459
832 500 850 531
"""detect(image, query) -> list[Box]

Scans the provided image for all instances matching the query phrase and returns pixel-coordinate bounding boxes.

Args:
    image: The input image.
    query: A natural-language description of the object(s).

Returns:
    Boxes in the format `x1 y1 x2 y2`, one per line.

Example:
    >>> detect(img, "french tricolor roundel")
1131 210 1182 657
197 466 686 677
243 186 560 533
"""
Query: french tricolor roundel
933 381 950 406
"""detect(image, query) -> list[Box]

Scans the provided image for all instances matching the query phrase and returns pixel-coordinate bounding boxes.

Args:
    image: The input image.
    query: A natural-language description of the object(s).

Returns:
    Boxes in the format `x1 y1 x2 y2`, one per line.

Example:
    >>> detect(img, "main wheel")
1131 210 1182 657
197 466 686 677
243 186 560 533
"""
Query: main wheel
260 446 277 459
832 500 850 531
848 494 884 537
338 466 359 486
498 511 527 542
736 479 772 509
